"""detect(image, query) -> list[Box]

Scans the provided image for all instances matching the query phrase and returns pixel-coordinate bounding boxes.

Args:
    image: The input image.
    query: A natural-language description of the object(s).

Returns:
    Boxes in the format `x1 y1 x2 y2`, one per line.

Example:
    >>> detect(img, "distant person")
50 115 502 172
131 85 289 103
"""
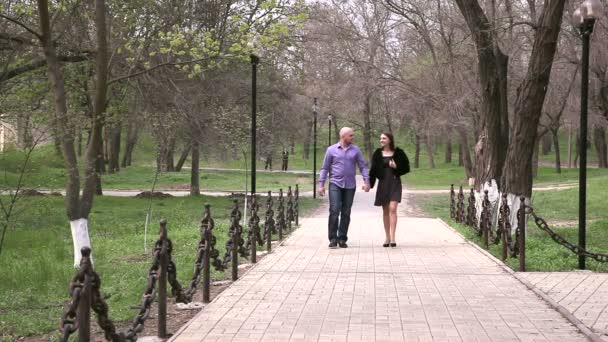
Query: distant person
281 150 289 171
319 127 370 248
264 152 273 171
369 132 410 248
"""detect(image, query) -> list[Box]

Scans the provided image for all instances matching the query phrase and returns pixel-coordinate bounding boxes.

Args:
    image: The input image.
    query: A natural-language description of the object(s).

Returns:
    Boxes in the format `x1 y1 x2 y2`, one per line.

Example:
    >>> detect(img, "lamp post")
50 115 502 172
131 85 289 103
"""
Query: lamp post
572 0 603 270
328 114 333 147
250 52 259 198
313 98 318 199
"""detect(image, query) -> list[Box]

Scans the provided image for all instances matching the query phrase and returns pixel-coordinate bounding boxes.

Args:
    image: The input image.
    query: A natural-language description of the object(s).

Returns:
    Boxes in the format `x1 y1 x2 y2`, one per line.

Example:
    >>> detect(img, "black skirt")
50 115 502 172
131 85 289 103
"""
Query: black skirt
374 157 402 206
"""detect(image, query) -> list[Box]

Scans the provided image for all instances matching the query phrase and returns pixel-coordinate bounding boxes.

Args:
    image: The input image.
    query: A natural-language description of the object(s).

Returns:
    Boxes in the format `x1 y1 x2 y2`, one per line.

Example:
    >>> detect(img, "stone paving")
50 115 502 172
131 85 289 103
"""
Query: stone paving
519 272 608 339
170 187 590 342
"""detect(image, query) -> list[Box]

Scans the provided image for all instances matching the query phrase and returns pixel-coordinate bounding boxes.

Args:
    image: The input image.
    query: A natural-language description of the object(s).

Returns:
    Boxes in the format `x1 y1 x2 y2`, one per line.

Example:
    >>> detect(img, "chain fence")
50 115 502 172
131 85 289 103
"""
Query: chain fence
58 187 300 341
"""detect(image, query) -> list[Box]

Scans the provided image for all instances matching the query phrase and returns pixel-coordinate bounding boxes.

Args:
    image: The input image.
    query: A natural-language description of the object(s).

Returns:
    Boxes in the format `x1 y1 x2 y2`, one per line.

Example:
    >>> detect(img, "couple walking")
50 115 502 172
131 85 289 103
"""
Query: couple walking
318 127 410 248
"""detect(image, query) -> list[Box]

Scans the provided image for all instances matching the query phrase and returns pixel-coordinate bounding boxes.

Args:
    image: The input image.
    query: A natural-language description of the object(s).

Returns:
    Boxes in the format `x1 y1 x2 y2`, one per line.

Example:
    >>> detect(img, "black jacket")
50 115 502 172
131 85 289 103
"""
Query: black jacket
369 147 410 189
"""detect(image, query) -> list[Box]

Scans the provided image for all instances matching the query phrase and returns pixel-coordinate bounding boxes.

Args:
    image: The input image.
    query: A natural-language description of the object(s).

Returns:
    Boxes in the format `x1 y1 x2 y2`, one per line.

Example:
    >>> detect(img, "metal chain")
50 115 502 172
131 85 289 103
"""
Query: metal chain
246 196 263 249
528 207 608 263
480 193 490 238
123 239 162 340
223 201 247 267
89 271 125 342
59 268 86 342
498 195 518 257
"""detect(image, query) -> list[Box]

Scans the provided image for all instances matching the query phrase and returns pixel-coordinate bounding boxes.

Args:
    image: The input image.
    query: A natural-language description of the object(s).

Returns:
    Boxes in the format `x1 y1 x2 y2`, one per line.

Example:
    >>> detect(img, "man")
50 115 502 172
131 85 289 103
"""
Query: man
319 127 370 248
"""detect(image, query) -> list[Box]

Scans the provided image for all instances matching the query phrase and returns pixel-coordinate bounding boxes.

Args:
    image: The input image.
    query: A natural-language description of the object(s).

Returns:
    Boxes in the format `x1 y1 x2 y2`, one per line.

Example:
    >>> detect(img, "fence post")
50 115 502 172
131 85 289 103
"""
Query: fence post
295 184 299 226
250 195 258 264
231 201 239 281
287 186 293 230
158 219 168 338
278 189 284 241
266 191 273 252
202 204 212 303
450 184 455 219
457 186 465 223
78 247 92 342
482 190 489 250
518 196 526 272
500 193 509 261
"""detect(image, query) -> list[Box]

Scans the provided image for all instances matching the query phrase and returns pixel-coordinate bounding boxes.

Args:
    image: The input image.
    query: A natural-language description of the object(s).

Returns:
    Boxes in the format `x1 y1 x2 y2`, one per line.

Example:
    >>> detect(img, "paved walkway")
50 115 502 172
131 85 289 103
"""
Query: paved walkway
519 272 608 339
170 185 589 342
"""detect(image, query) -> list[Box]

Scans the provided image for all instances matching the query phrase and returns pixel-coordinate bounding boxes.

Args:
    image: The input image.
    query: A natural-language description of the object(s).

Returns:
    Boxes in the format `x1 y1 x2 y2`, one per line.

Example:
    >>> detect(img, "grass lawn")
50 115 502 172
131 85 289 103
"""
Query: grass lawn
418 176 608 272
0 146 312 192
0 195 322 338
403 163 608 190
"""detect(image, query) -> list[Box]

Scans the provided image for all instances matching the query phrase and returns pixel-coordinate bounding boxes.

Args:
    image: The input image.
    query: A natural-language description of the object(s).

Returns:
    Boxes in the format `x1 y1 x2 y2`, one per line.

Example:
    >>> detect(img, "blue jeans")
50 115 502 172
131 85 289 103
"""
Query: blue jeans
328 183 356 242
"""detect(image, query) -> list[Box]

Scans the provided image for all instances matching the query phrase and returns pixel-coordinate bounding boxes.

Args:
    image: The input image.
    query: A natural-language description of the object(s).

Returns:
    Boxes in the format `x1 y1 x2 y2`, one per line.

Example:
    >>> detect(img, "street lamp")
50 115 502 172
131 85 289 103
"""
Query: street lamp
313 98 319 199
572 0 603 270
328 114 333 147
249 36 263 264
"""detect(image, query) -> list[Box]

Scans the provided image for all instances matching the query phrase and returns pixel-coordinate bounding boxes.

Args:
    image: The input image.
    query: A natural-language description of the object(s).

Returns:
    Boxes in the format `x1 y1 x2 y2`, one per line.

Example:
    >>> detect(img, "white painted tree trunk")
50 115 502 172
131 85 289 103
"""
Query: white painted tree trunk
70 219 93 268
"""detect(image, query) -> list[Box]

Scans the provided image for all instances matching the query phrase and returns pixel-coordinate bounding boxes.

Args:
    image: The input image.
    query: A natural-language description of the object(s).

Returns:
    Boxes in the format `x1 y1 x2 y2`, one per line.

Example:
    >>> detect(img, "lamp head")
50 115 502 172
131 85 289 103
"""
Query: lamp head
581 0 603 20
312 97 319 113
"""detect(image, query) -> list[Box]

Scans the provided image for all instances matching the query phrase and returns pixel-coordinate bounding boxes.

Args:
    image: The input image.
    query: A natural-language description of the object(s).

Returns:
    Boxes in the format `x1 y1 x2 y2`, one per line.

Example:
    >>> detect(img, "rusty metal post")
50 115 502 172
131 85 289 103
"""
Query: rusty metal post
519 196 526 272
501 193 509 261
266 191 273 252
482 190 489 250
450 184 455 219
295 184 299 226
250 195 258 264
456 186 465 223
231 204 239 281
278 189 284 241
202 205 212 303
78 247 92 342
158 219 168 338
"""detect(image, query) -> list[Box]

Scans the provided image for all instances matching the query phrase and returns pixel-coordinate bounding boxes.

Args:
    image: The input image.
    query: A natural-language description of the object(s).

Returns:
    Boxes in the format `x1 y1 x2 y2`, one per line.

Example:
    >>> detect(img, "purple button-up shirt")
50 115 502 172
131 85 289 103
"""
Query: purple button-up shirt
319 143 370 189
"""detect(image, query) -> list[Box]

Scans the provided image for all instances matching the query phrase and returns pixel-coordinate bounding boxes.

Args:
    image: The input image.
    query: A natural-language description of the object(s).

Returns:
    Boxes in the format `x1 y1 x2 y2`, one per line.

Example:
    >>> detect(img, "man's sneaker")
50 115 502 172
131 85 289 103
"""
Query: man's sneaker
338 241 348 248
328 240 338 248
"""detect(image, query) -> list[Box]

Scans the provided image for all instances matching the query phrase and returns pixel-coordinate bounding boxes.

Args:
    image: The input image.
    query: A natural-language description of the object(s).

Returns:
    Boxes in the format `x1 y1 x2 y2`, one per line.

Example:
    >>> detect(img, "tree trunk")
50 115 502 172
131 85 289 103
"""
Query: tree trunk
500 0 567 197
426 134 436 169
303 116 313 160
363 93 374 162
414 134 420 168
190 140 200 196
121 121 138 168
458 144 464 166
593 127 608 168
454 0 510 191
16 114 32 149
541 133 552 155
532 137 539 179
458 128 474 178
445 137 452 164
574 131 580 166
552 128 561 174
175 144 192 172
37 0 108 267
107 122 121 173
290 136 295 154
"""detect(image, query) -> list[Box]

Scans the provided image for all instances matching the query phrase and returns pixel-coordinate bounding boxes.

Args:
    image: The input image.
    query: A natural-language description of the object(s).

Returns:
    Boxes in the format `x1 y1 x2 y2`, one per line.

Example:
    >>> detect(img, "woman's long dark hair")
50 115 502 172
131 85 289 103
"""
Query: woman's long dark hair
381 132 395 151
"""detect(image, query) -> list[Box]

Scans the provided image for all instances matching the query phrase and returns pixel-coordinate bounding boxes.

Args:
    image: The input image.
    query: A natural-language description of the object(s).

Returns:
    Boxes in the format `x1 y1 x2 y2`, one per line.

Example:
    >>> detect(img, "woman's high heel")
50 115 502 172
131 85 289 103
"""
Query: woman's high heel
383 242 390 247
390 242 397 247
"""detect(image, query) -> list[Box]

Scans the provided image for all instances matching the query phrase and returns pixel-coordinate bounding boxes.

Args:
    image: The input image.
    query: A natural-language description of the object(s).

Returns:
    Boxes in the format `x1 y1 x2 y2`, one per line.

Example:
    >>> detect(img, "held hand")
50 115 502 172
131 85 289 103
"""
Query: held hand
389 159 397 169
318 186 325 197
362 184 370 192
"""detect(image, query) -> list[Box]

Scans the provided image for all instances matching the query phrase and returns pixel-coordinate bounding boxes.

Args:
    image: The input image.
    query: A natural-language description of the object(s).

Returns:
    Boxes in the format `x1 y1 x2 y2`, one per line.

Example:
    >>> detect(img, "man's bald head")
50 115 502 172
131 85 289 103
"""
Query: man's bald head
339 127 354 145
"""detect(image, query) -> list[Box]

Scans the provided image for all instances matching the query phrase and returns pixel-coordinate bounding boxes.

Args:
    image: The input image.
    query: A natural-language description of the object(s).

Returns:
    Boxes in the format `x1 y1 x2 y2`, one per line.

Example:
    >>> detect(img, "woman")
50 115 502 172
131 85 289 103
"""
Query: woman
369 132 410 247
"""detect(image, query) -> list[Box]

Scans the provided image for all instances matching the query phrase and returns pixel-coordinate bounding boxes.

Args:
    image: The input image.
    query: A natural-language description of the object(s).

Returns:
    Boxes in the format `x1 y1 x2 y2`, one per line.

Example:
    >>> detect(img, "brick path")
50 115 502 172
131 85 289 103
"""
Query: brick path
519 272 608 339
170 188 589 342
